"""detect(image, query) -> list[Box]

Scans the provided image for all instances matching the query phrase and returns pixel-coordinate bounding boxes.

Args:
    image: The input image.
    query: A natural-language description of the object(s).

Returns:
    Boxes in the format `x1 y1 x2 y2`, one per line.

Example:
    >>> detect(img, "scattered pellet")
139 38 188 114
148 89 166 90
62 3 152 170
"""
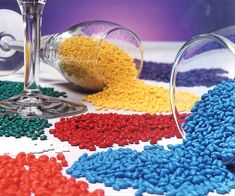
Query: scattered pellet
67 79 235 196
140 61 229 87
0 80 67 100
59 36 198 113
49 113 186 150
0 153 104 196
0 113 51 140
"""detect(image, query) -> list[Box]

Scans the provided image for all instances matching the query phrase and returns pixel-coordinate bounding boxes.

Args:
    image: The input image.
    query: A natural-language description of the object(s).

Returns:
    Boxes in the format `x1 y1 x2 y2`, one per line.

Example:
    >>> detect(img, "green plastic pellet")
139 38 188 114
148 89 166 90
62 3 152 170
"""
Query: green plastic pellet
40 135 47 140
31 136 38 140
0 80 67 101
5 133 10 137
0 80 65 140
0 113 52 140
15 134 21 138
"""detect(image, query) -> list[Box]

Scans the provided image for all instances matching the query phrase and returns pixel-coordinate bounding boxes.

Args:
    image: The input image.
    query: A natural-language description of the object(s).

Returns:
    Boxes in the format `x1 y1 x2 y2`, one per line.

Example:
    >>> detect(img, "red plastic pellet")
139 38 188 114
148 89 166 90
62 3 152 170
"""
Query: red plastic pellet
49 113 187 150
56 153 66 161
61 160 68 167
0 153 104 196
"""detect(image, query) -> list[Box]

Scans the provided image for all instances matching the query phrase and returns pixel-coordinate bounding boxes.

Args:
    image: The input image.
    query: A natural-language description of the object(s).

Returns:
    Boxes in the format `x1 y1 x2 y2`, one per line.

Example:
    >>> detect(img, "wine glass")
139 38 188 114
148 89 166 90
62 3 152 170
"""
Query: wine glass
170 30 235 167
0 9 24 75
0 0 87 118
170 32 235 138
0 12 143 92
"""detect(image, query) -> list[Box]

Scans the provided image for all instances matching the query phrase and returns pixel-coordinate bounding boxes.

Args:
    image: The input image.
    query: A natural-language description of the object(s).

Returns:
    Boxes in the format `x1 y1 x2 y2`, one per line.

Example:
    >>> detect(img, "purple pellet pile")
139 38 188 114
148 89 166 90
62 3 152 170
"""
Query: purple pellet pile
139 61 229 87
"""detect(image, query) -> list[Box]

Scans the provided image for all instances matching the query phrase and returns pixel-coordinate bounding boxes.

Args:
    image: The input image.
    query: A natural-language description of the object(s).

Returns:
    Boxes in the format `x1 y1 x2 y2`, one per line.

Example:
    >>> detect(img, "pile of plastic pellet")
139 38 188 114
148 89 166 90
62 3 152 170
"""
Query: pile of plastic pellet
67 79 235 196
0 153 104 196
0 80 68 140
49 113 186 151
0 113 51 140
84 80 198 113
0 80 67 100
140 61 229 87
60 36 198 113
191 34 235 58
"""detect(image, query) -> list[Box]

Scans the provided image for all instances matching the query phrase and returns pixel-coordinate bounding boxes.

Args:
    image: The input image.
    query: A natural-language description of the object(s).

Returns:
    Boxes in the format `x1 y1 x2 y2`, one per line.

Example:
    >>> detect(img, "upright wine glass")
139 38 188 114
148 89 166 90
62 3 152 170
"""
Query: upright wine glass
0 0 87 118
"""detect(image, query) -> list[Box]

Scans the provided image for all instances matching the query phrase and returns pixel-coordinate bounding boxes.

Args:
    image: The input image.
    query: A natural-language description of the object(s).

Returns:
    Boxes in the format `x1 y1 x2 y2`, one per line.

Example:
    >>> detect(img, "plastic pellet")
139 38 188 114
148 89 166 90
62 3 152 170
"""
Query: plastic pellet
0 81 62 140
191 34 235 57
0 153 104 196
0 114 51 140
50 113 186 150
84 80 198 113
0 80 67 101
139 61 229 87
59 36 198 113
67 79 235 196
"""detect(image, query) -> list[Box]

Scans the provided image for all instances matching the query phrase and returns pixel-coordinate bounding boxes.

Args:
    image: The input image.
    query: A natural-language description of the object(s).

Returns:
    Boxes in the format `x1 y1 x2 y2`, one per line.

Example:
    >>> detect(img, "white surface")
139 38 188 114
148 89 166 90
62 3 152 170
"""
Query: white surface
0 42 234 196
0 9 23 57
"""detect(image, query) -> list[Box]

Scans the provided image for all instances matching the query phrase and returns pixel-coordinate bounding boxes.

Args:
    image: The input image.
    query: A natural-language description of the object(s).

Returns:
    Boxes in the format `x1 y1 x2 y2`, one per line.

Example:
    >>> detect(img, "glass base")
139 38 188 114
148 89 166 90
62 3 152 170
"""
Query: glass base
0 90 87 119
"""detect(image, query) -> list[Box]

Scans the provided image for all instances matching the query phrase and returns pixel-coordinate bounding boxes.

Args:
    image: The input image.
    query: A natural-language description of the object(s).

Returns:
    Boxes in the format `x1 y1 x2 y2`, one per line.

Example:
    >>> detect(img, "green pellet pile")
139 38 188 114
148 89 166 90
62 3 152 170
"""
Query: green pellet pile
0 80 67 140
0 80 67 100
0 113 51 140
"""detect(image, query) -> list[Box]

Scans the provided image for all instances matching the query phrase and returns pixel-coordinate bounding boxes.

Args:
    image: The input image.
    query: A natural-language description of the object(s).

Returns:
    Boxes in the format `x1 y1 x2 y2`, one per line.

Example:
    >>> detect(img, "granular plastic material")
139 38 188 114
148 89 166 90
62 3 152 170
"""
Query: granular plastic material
190 34 235 58
0 80 67 101
59 36 198 113
0 113 51 140
0 80 66 140
67 79 235 196
0 153 104 196
49 113 186 151
84 80 198 113
140 61 229 87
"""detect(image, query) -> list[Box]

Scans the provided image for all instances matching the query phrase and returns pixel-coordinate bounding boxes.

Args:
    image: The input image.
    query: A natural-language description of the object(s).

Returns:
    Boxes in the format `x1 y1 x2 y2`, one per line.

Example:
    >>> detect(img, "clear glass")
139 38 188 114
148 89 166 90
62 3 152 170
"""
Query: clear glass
170 30 235 167
0 9 24 76
170 33 235 138
0 1 87 118
42 21 143 91
0 11 143 92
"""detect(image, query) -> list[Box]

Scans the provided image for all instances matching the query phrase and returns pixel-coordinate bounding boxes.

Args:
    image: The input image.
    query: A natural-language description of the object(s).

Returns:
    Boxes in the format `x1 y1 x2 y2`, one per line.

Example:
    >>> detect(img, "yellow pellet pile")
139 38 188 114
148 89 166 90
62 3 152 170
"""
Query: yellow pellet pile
59 37 105 91
59 36 199 113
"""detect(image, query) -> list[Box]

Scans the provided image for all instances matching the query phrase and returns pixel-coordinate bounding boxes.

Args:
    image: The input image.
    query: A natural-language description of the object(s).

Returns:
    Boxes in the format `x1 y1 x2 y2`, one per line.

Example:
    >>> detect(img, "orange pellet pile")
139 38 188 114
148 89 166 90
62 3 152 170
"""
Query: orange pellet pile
0 153 104 196
60 36 198 113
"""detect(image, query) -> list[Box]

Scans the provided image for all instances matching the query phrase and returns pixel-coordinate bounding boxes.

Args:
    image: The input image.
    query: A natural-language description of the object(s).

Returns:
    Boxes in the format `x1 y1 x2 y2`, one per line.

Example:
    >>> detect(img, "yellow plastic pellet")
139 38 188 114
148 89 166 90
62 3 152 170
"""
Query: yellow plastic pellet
59 36 199 113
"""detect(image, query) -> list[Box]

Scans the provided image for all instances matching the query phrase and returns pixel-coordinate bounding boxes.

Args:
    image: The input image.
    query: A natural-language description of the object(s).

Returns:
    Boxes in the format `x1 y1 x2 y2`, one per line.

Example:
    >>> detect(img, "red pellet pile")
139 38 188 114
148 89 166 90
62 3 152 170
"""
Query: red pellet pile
49 113 187 151
0 153 104 196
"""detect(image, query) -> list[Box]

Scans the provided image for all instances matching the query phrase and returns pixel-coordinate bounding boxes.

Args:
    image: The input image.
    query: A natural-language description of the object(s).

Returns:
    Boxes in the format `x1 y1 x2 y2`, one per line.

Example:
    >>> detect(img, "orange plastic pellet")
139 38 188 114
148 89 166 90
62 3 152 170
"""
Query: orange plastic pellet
0 153 104 196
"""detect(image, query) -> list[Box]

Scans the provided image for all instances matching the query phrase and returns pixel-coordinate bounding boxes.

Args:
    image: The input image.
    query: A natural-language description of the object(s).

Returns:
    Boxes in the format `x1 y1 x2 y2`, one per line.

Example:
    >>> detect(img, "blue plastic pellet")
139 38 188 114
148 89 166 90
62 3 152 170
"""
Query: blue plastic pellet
67 79 235 196
154 187 165 195
216 185 230 194
104 180 112 187
112 184 120 191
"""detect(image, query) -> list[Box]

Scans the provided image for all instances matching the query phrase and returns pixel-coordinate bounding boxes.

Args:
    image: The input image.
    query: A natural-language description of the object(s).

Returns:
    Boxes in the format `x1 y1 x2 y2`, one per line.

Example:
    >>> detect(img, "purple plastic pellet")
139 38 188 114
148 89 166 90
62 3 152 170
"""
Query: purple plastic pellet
189 34 235 58
139 61 229 87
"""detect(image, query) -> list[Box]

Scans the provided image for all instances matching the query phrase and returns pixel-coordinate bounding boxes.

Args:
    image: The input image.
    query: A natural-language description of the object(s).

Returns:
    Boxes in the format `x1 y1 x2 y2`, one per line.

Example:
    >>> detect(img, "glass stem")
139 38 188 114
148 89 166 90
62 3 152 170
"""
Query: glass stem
18 1 45 92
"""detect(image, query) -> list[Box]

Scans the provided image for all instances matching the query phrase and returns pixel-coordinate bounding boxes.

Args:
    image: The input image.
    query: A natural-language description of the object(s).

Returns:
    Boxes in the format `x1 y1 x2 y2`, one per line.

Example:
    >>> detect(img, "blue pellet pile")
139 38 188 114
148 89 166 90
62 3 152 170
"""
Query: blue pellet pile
67 79 235 196
139 61 229 87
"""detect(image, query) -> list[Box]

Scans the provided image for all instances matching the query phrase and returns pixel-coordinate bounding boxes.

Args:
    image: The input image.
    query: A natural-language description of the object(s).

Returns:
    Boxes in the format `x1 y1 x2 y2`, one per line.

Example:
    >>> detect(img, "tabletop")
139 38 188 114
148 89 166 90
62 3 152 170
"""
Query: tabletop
0 41 234 196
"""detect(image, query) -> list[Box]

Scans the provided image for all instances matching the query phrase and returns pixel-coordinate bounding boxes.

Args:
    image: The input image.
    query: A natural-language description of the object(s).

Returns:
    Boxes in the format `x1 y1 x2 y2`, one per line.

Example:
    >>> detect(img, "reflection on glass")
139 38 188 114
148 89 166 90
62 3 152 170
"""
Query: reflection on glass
0 0 87 118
